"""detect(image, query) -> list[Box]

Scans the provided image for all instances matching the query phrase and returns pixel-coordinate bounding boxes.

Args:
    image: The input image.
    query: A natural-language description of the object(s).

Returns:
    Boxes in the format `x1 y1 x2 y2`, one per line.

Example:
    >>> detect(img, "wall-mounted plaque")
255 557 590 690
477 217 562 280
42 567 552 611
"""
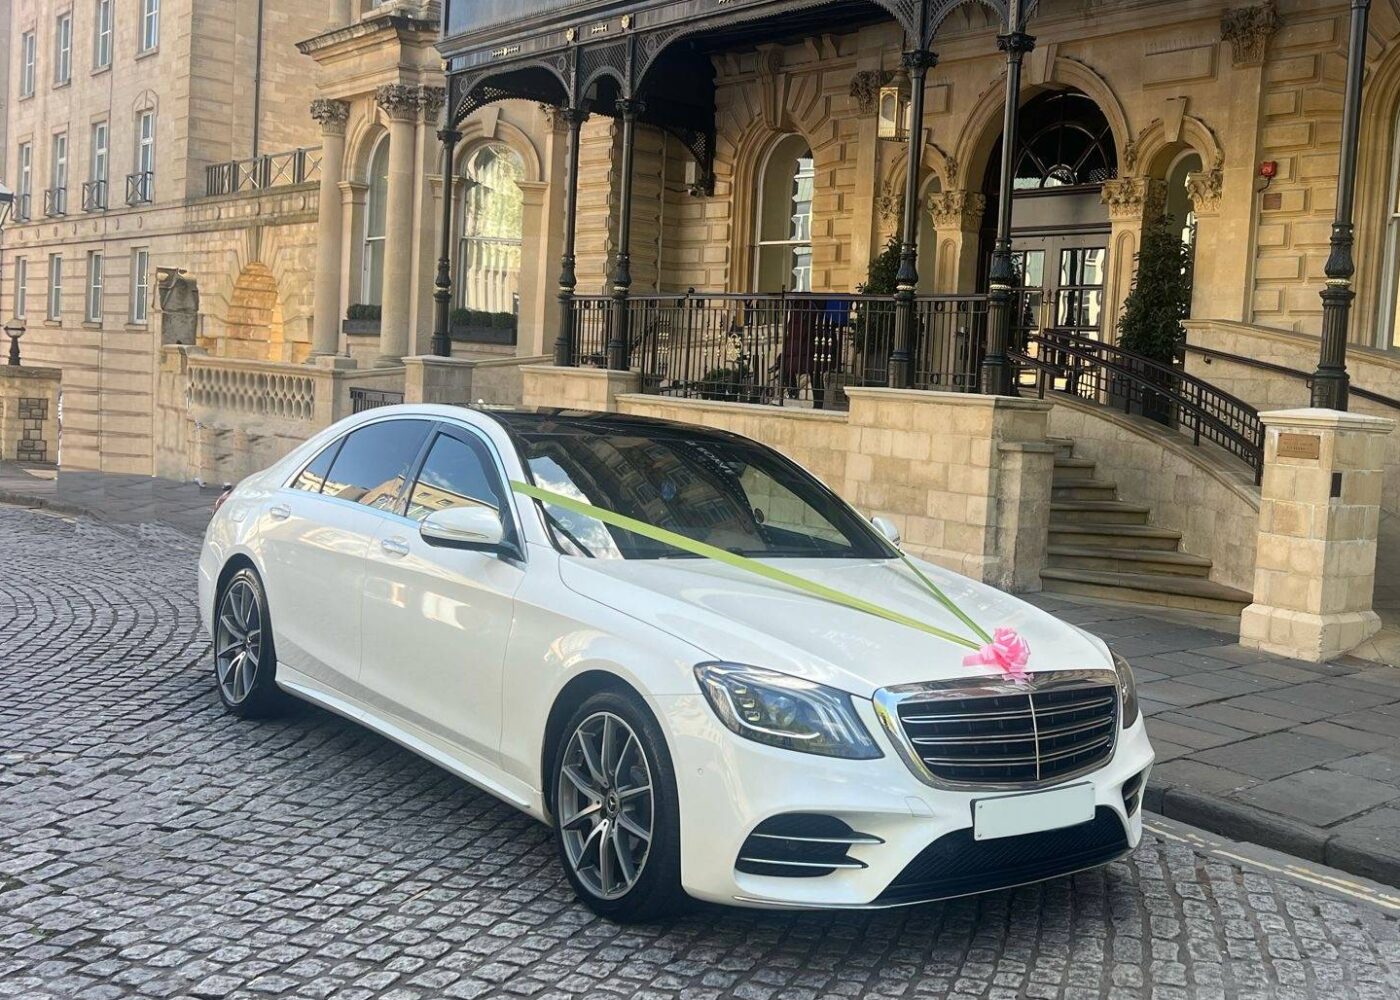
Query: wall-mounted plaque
1277 432 1321 460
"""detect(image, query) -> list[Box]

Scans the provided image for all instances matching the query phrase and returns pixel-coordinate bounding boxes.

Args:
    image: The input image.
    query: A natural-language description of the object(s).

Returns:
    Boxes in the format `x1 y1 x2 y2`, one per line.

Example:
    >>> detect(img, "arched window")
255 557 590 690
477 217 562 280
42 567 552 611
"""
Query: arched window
1164 151 1203 316
755 134 814 292
1013 91 1116 189
457 143 525 315
361 135 389 307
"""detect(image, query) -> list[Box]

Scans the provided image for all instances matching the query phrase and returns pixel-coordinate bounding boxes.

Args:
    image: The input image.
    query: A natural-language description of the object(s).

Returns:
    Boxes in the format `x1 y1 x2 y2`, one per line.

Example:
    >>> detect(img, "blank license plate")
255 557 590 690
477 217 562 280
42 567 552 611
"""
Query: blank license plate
973 783 1095 841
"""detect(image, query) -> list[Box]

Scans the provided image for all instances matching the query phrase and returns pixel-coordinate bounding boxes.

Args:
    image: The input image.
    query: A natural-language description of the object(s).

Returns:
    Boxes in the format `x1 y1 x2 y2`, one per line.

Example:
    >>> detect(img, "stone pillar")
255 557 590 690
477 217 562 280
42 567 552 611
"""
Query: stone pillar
375 84 421 366
1100 176 1166 342
1184 169 1224 320
1241 407 1395 662
928 191 986 295
310 99 350 358
520 364 641 412
404 355 478 405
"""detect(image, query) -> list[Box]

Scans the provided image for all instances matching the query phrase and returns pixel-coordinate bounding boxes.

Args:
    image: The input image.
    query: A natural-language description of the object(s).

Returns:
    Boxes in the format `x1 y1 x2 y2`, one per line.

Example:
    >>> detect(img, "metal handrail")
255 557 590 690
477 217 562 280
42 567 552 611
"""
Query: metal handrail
1187 343 1400 413
42 187 67 217
126 171 153 205
81 179 107 212
1012 330 1264 484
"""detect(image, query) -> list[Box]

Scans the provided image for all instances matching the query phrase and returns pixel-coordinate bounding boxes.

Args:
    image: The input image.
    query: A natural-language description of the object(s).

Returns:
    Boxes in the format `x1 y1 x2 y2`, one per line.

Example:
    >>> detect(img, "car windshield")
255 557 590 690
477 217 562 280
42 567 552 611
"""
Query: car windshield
505 418 891 561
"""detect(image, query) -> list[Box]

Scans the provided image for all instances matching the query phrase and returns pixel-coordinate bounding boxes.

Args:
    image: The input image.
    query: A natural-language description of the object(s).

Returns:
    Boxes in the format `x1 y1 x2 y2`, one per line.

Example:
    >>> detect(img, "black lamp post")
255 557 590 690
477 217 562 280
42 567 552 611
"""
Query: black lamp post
430 128 462 358
5 318 25 367
1311 0 1371 411
981 1 1034 396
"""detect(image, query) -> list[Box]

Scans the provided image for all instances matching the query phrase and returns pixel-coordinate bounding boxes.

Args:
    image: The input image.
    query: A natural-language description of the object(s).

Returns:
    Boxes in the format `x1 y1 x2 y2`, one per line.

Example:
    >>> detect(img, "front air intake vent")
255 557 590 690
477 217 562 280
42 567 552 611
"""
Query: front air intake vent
735 813 881 878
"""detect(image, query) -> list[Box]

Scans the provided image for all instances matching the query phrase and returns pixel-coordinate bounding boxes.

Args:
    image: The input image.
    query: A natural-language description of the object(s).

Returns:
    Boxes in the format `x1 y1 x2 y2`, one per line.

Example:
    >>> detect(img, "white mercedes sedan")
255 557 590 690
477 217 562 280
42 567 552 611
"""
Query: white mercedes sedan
198 404 1153 921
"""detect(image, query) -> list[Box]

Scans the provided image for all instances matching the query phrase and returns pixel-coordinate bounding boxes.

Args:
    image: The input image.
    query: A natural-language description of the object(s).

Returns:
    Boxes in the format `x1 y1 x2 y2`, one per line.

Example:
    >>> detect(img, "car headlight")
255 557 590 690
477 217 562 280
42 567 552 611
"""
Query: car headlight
1113 651 1139 729
694 662 882 760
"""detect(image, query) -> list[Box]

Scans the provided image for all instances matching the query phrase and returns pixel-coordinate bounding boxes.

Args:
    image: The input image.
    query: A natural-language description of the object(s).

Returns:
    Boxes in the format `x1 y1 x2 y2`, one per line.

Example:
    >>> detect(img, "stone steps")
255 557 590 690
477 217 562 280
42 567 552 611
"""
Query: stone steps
1047 544 1213 578
1048 523 1185 552
1040 567 1253 616
1041 441 1251 616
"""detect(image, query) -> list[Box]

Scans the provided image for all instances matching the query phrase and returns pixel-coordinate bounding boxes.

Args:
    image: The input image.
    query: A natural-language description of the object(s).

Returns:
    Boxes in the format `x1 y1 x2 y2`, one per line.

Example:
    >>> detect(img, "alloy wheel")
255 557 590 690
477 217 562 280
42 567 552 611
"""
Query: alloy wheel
556 711 655 900
215 578 262 705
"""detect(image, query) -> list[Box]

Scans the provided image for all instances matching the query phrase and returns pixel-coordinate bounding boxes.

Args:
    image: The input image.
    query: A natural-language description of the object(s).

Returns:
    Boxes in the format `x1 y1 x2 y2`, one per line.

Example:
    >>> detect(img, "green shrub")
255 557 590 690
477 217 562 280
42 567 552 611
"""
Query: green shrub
346 303 381 321
1117 219 1192 363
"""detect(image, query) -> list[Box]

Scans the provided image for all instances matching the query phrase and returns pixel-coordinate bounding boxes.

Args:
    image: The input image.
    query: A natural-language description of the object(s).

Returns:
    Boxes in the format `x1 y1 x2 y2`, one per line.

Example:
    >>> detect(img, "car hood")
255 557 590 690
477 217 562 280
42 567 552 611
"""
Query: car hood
558 555 1112 698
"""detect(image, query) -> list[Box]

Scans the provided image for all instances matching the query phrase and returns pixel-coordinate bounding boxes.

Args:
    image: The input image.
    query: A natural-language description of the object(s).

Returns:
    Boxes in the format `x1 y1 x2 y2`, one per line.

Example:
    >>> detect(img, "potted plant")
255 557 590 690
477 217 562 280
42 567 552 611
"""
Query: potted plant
1115 218 1192 425
343 303 381 337
450 307 518 345
850 235 901 387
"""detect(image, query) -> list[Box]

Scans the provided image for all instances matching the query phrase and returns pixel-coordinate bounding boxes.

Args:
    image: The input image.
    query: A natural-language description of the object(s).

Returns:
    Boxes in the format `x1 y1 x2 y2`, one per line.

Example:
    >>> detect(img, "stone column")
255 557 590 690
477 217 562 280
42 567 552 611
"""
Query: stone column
309 99 350 358
928 191 986 295
375 84 420 366
1100 176 1166 342
1241 407 1395 662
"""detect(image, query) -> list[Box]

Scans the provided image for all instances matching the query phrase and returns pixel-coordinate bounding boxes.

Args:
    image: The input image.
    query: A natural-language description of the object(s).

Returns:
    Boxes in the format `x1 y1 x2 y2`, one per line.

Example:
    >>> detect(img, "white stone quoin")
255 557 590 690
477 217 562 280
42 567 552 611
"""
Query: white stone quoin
1241 408 1396 662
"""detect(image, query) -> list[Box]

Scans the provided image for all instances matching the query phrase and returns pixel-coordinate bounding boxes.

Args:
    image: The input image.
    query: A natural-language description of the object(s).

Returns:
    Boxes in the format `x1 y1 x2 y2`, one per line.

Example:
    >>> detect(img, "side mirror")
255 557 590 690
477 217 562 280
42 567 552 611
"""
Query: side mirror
420 505 506 552
871 515 901 547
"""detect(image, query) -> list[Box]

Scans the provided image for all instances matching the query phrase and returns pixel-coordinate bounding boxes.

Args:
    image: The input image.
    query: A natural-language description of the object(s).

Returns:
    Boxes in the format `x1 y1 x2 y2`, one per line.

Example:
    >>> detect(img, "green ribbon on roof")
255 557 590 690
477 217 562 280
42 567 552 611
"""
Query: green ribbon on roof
510 479 991 652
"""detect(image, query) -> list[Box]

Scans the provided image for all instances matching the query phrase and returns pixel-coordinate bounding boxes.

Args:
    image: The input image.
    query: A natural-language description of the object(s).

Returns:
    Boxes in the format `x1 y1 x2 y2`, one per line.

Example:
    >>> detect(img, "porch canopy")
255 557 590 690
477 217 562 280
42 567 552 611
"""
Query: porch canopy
433 0 1039 395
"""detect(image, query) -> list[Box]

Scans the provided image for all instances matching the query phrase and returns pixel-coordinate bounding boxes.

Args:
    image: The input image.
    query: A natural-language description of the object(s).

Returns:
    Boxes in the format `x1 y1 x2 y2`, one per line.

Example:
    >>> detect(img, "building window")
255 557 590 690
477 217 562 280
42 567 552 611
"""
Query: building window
755 134 814 292
86 121 109 211
47 132 68 216
86 252 103 323
17 143 32 220
361 135 389 307
15 258 28 319
131 249 149 323
456 143 524 315
48 255 63 320
129 110 155 204
94 0 112 70
54 12 72 85
20 31 35 98
140 0 160 53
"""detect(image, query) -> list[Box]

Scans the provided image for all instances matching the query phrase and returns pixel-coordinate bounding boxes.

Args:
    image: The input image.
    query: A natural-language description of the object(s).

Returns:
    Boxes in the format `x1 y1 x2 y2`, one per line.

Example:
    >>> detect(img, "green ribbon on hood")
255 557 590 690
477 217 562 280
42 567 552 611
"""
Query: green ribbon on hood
510 479 992 652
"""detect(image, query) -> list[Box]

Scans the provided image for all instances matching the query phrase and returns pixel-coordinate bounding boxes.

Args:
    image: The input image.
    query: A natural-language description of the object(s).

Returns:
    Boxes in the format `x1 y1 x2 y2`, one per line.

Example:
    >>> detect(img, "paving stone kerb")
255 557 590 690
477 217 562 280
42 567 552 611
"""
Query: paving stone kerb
4 504 1400 1000
6 465 1400 896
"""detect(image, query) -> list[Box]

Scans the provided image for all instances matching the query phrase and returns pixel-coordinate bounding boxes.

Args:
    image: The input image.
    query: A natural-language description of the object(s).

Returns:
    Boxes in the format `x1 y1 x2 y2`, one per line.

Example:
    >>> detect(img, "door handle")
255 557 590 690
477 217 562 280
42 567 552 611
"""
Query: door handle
268 503 291 521
380 536 410 557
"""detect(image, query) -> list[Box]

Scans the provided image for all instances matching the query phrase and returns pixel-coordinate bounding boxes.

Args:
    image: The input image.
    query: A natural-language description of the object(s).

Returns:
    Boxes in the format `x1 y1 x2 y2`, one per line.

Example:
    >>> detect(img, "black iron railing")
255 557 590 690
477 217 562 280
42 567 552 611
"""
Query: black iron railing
571 291 985 407
126 171 153 205
12 193 31 222
1187 343 1400 413
81 179 107 212
42 187 67 217
1012 330 1264 483
349 387 404 413
205 147 322 197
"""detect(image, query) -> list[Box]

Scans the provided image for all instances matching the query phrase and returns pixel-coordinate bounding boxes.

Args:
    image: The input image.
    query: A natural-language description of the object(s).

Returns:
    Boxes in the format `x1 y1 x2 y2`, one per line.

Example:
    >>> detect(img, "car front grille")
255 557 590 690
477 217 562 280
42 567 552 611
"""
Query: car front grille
882 672 1119 787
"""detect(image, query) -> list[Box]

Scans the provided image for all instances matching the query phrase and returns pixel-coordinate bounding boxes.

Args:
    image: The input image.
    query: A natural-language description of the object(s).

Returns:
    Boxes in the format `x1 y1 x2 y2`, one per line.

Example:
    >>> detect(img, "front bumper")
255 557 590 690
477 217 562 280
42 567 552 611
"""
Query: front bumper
656 693 1153 909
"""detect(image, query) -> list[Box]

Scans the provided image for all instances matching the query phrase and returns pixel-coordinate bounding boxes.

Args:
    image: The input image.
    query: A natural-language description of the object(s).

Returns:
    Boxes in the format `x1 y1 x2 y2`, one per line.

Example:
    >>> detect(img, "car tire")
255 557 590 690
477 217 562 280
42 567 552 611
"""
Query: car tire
213 567 290 718
550 689 686 922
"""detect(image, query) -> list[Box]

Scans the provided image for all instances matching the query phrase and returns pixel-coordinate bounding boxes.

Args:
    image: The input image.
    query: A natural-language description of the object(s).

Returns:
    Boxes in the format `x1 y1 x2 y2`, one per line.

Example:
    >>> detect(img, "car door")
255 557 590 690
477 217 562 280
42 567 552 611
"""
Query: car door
360 423 526 763
258 418 431 693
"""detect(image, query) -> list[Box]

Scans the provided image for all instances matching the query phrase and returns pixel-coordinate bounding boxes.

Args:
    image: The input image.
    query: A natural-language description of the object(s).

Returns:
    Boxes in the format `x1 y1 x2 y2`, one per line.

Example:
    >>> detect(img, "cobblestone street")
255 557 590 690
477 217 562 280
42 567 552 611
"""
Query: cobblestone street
3 504 1400 1000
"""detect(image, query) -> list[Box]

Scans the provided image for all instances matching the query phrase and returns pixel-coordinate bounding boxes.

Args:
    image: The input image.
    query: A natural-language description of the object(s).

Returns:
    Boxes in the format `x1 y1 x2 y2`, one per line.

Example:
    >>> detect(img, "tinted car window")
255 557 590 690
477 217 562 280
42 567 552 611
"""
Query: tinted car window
406 432 505 521
291 439 341 493
320 419 431 511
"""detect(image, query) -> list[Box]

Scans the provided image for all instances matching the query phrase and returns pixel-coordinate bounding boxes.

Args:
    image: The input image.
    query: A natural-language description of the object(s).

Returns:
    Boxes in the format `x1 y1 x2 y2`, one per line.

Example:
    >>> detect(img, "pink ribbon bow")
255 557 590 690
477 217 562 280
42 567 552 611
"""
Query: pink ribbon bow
962 627 1031 681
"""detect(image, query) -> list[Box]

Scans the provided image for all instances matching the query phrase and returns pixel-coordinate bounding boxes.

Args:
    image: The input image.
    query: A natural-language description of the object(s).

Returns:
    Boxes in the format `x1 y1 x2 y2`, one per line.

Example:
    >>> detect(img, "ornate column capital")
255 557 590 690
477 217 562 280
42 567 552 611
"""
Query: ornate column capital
310 98 351 136
1185 161 1226 217
418 86 446 123
375 83 421 122
1222 1 1281 68
996 31 1037 56
849 70 894 114
1100 177 1168 223
927 190 987 231
902 49 939 73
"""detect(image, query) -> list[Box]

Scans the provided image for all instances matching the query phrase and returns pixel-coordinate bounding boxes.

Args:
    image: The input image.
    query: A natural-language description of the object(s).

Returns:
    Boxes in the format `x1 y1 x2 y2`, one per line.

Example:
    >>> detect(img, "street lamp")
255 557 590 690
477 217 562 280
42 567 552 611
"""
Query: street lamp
5 317 25 367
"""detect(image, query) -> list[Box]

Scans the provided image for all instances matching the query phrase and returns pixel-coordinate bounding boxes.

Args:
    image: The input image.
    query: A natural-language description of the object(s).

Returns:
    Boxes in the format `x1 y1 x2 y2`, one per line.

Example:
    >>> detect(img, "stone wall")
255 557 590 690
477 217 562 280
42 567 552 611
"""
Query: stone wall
402 354 549 407
0 367 62 464
1046 394 1261 594
1184 318 1400 517
522 367 1056 591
